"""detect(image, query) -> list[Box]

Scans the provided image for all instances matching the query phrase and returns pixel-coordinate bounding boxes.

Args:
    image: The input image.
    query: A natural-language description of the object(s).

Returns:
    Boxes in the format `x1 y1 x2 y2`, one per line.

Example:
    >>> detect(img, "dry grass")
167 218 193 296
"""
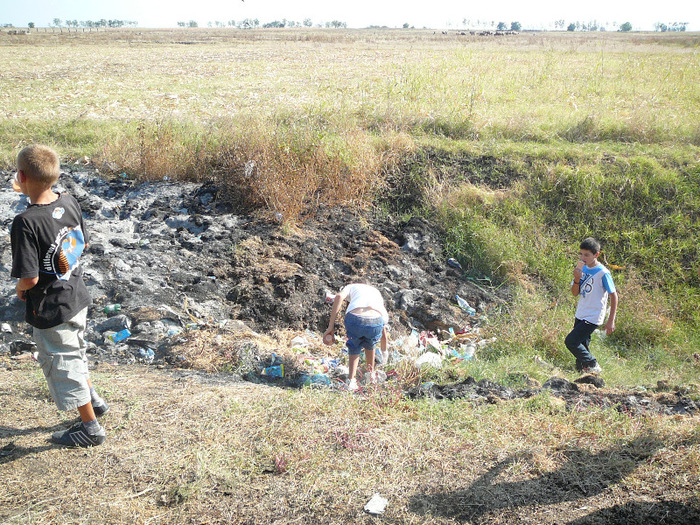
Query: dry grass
2 28 699 221
1 359 698 524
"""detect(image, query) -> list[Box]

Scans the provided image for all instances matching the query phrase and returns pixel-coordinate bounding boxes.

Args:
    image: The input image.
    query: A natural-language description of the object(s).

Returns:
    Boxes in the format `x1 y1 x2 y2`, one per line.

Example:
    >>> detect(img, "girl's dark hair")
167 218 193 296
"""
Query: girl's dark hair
580 237 601 254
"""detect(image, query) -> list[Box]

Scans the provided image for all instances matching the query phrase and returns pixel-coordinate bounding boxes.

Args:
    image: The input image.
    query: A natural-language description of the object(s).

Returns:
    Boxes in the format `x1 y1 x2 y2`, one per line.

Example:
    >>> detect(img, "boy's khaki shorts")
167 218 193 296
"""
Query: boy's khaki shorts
33 308 91 411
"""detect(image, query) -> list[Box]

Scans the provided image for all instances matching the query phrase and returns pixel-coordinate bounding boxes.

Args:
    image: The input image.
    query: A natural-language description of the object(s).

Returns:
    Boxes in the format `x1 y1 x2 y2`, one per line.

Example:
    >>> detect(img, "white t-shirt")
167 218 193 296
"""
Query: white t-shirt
574 263 616 325
341 283 389 322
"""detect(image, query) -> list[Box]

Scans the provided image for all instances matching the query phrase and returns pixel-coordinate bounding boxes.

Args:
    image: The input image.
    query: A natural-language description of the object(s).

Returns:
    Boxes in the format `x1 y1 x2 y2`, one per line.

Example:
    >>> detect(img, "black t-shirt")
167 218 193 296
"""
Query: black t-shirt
10 193 92 329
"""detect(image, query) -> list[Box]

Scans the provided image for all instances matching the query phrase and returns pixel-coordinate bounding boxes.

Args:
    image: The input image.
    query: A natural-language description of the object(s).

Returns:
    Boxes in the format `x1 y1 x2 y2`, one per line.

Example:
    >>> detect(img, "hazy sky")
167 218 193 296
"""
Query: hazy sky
1 0 698 31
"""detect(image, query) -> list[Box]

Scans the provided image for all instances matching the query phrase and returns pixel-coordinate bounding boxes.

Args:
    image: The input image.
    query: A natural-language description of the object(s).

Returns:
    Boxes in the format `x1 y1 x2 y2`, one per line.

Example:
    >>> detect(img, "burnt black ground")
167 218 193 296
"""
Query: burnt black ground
0 169 500 361
1 170 697 417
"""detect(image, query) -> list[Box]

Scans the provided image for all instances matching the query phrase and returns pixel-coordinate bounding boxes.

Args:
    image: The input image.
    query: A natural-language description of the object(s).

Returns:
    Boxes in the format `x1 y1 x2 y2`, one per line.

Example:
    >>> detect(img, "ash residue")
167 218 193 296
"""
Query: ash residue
0 169 502 366
407 375 699 416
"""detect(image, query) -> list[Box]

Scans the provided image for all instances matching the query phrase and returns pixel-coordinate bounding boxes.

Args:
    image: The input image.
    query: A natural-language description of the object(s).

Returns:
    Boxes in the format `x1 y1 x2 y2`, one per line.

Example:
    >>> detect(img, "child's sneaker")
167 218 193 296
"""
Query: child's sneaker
347 378 359 392
582 363 603 374
92 400 110 417
51 422 105 448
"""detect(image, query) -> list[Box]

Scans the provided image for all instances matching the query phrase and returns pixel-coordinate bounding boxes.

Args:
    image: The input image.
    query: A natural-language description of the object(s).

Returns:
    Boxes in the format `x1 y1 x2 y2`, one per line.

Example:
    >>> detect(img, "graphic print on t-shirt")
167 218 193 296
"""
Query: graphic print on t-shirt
579 273 594 297
42 225 85 280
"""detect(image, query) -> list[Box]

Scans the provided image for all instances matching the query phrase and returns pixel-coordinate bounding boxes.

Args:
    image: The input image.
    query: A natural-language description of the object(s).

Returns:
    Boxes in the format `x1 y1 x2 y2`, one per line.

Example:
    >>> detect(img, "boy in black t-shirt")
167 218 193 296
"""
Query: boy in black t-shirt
10 145 109 448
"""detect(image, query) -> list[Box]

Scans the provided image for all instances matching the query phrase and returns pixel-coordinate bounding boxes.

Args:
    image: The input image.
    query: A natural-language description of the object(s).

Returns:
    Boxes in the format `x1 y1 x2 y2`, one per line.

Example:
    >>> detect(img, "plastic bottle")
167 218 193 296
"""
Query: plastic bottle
103 304 121 314
455 295 476 315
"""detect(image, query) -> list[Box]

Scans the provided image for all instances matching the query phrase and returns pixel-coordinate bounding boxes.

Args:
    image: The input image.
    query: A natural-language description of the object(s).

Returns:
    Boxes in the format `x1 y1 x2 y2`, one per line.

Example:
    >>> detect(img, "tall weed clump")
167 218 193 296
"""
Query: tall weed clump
97 116 384 222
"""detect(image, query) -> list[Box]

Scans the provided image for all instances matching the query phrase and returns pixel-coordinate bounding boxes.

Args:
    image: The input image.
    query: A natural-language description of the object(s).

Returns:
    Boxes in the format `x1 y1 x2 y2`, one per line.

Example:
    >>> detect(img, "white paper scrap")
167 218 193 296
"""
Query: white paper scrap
364 493 388 515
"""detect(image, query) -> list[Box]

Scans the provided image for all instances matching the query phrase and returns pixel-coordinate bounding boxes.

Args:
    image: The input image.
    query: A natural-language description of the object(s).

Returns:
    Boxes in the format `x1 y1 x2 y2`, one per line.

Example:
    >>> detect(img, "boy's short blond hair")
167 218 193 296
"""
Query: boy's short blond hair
17 145 60 187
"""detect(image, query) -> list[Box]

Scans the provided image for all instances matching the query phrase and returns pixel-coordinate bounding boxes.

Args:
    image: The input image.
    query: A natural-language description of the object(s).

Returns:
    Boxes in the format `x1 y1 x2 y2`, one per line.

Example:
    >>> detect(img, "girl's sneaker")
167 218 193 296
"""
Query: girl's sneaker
347 378 359 391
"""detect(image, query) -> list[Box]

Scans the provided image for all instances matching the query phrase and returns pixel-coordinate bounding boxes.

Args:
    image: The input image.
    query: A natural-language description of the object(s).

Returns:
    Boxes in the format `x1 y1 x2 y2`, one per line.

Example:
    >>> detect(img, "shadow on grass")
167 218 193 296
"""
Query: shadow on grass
0 443 56 465
408 433 678 523
0 422 69 439
0 422 74 464
566 501 700 525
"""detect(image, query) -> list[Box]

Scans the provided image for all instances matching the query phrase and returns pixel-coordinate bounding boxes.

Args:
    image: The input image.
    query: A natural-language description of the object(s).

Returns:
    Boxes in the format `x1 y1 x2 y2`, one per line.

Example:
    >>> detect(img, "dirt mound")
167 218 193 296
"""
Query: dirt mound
0 170 502 366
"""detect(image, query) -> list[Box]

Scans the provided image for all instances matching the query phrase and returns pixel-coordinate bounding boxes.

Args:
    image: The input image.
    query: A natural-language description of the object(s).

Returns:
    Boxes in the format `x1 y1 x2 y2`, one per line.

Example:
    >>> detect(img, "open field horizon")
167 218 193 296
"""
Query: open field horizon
2 28 699 147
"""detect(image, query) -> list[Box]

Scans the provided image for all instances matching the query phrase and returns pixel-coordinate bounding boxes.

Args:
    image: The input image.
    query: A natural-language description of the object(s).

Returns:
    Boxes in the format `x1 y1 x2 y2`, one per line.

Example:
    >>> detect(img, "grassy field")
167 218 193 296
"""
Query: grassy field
1 27 699 523
1 362 699 524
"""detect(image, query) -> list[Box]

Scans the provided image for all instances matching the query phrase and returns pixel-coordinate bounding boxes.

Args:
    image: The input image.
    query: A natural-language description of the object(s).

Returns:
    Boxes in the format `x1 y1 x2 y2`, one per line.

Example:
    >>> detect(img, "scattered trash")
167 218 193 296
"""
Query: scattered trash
103 303 121 314
455 295 476 316
108 328 131 343
447 257 463 270
10 352 37 362
1 323 11 333
138 348 155 363
10 340 36 355
364 493 388 515
299 373 331 386
262 364 284 377
450 343 476 360
0 170 501 370
244 160 256 178
415 352 443 368
331 364 349 377
477 337 497 347
363 370 387 385
290 335 310 348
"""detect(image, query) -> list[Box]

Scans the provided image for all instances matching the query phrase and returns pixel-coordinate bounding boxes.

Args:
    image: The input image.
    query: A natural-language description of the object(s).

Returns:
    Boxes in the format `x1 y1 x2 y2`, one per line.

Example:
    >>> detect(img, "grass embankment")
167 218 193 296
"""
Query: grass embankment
426 141 700 387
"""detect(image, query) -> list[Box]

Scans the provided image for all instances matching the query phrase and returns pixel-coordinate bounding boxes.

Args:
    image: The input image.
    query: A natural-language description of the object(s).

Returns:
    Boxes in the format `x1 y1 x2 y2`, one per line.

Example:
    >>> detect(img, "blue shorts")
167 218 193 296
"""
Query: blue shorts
345 312 384 356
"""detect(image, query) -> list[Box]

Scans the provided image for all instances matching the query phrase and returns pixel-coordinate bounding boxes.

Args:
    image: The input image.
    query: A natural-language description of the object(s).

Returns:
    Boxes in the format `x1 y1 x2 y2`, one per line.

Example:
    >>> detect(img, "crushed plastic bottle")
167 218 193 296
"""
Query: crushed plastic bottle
103 304 121 314
463 343 476 358
455 295 476 316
